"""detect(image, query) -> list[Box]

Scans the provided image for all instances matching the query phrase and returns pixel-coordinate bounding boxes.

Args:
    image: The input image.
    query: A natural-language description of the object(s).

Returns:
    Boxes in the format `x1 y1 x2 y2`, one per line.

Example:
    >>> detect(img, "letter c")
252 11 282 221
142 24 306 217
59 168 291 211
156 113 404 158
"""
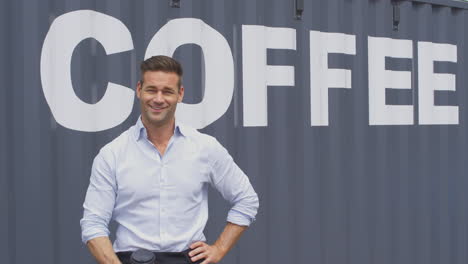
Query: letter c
41 10 134 132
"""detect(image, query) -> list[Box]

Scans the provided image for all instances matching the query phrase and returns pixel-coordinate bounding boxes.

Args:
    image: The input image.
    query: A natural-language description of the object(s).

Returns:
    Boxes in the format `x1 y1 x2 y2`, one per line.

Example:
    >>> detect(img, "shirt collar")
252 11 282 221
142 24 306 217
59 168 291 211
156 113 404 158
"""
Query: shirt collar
133 116 186 141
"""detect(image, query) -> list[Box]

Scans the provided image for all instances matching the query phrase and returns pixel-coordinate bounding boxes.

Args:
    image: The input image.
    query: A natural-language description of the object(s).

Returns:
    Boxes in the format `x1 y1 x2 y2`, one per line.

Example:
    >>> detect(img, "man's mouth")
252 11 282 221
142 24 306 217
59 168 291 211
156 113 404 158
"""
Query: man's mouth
149 105 167 112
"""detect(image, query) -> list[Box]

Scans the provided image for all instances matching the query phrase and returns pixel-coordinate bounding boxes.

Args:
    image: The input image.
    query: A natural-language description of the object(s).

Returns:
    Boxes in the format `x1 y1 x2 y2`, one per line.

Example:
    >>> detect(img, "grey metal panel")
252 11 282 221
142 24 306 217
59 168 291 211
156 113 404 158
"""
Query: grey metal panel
411 0 468 9
1 0 468 263
0 1 12 263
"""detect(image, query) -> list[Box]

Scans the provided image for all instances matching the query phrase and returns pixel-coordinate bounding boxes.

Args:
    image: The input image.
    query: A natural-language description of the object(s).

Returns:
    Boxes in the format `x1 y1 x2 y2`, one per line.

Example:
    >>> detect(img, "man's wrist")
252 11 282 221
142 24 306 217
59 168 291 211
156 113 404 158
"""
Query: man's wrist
213 242 229 256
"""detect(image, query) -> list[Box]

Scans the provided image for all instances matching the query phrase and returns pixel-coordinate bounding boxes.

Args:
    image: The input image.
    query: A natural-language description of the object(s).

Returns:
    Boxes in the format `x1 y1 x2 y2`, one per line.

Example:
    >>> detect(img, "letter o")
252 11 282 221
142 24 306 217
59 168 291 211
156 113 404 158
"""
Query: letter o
145 18 234 129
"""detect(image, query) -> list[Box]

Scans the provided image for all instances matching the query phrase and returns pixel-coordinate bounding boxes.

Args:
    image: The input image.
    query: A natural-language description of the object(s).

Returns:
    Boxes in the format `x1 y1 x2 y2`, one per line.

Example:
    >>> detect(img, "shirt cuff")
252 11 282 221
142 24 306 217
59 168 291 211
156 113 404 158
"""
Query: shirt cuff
81 231 110 244
80 217 110 244
226 209 255 226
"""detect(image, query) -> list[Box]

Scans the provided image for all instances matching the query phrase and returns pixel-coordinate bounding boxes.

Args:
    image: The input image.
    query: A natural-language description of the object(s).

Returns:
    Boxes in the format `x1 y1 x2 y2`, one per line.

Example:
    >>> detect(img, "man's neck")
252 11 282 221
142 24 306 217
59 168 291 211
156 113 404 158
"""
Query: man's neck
141 117 175 146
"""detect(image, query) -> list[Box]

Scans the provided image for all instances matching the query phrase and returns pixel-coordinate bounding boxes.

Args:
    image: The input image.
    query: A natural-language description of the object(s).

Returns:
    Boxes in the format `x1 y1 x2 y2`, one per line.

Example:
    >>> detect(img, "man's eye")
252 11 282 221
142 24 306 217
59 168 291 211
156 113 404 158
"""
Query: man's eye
164 90 174 94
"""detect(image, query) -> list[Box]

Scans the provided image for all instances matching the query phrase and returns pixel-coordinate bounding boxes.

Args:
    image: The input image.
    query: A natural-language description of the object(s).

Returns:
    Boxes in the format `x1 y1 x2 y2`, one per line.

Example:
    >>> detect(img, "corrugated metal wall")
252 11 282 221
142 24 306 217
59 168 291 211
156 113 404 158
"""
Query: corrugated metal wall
1 0 468 263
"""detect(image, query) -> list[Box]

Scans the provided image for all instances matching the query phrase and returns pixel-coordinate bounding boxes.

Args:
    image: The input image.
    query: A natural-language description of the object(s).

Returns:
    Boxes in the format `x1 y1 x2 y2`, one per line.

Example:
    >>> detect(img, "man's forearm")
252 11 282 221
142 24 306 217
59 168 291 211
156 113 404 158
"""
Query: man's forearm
86 236 121 264
214 222 248 257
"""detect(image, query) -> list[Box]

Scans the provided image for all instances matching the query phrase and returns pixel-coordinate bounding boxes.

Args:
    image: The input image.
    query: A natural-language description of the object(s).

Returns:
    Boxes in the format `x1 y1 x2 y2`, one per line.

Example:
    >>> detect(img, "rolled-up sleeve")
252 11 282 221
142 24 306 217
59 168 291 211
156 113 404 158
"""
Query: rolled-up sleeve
208 139 259 226
80 148 117 244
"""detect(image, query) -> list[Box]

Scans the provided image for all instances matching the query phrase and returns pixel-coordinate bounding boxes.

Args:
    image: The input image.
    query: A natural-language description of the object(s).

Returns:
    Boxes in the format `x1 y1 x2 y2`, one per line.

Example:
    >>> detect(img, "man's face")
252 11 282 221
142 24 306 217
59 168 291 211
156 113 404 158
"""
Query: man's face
136 71 184 127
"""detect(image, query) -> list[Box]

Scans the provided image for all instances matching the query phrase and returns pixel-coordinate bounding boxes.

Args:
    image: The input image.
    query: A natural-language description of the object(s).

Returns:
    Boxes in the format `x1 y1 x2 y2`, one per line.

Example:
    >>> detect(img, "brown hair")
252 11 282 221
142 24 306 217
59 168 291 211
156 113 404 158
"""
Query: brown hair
140 55 183 88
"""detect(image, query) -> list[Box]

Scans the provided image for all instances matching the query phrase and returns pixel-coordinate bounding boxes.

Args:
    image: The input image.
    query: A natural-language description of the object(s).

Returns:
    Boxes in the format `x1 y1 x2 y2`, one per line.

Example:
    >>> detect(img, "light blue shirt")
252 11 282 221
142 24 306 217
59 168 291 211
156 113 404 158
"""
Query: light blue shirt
80 117 259 252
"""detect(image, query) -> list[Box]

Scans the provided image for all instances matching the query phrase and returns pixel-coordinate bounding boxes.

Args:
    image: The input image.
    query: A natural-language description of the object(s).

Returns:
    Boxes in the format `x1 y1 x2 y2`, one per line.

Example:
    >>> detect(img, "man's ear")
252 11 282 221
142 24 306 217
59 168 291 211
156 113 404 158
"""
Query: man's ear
178 86 185 103
136 81 142 99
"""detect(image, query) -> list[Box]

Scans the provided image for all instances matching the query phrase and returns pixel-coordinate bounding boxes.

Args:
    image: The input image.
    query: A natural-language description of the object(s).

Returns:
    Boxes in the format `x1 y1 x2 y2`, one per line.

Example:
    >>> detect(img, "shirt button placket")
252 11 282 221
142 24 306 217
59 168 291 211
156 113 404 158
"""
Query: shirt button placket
160 161 165 245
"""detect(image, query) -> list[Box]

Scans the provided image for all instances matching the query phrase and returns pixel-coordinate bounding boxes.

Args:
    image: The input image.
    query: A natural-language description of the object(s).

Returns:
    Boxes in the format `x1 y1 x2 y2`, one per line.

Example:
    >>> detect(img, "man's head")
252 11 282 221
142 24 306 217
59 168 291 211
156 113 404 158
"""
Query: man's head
136 56 185 128
139 55 183 89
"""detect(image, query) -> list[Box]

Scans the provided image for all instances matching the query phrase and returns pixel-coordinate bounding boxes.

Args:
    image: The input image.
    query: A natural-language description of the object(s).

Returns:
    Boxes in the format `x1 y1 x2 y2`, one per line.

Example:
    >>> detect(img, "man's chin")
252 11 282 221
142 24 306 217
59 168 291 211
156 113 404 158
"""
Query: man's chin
145 115 171 126
142 110 176 126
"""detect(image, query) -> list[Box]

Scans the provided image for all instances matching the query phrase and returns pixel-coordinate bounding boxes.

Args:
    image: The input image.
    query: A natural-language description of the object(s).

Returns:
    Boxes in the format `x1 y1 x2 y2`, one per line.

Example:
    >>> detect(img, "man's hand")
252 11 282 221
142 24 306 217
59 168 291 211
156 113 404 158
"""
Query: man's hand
189 241 226 264
189 222 248 264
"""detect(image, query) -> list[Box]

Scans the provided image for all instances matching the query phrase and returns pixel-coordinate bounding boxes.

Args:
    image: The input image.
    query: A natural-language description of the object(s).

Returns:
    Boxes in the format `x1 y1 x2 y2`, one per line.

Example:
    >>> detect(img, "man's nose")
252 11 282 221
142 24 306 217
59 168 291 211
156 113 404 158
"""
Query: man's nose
153 92 164 103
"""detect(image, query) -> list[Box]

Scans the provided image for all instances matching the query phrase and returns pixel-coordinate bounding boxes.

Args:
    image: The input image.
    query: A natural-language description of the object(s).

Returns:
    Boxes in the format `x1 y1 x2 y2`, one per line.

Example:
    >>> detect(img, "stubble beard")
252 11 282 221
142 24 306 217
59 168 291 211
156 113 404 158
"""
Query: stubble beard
142 105 176 128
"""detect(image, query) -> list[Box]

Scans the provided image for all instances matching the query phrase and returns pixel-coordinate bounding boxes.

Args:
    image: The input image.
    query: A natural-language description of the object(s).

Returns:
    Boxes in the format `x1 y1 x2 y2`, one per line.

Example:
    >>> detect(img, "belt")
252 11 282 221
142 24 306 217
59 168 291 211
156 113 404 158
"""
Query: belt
116 248 200 264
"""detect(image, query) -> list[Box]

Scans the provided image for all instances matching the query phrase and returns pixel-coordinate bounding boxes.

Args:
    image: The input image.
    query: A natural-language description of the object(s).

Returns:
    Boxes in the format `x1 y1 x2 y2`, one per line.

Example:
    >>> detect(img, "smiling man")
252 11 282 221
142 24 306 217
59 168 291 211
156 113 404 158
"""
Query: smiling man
80 56 259 264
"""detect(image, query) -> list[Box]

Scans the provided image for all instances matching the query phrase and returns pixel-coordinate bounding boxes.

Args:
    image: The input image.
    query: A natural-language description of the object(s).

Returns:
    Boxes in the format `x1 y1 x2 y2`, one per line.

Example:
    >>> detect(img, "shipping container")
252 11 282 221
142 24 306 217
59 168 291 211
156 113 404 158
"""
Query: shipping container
1 0 468 263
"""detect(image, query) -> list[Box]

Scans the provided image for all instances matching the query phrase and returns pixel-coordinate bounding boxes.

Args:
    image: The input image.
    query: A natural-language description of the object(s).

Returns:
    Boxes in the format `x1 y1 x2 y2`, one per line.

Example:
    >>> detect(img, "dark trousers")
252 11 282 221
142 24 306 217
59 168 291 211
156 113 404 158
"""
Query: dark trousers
116 249 204 264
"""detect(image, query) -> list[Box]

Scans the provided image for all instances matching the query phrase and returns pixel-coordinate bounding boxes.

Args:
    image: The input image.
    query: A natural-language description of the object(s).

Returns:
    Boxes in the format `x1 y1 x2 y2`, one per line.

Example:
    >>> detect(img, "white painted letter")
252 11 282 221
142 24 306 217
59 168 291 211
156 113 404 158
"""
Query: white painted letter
368 37 413 125
418 42 458 125
145 18 234 129
310 31 356 126
41 10 134 132
242 25 296 127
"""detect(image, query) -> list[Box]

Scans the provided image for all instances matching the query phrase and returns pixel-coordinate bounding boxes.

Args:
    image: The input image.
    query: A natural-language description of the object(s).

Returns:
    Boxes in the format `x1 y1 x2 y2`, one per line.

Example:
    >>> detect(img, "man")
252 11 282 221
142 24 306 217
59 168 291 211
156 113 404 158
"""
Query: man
80 56 259 264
